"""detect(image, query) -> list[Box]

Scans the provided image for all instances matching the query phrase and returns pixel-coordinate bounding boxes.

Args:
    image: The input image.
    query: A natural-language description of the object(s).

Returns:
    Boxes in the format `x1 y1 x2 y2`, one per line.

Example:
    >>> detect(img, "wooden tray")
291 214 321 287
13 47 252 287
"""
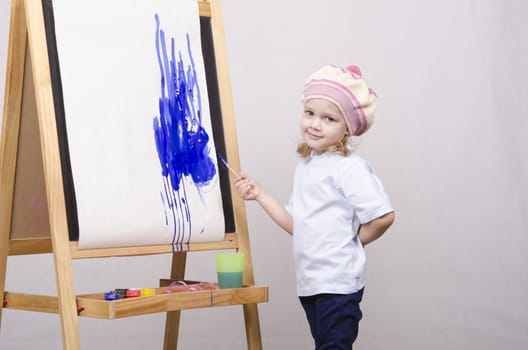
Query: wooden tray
3 282 268 320
76 284 268 319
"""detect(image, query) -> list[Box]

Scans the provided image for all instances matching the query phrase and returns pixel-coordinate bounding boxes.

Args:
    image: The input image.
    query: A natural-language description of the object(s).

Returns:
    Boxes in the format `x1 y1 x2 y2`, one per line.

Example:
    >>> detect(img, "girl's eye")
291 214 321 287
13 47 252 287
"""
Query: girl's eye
323 116 336 123
305 110 314 117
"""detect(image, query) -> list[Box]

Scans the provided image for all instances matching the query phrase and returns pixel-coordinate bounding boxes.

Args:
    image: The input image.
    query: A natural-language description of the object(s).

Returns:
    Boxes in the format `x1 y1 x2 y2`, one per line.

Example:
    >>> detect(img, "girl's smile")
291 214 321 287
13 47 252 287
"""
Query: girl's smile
300 98 348 155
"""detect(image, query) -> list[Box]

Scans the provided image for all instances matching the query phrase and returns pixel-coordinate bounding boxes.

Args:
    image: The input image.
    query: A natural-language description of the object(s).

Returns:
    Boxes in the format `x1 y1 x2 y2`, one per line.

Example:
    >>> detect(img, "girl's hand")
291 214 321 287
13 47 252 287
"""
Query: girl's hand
234 173 293 234
234 174 260 200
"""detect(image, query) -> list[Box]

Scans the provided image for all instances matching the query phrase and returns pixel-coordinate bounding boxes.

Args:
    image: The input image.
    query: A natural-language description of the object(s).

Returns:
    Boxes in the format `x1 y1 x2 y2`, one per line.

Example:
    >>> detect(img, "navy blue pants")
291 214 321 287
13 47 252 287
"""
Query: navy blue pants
299 288 364 350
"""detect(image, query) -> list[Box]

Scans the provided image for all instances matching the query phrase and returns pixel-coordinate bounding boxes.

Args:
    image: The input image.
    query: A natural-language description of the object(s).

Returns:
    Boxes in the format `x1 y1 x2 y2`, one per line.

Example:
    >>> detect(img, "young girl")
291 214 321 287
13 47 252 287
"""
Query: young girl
234 65 395 349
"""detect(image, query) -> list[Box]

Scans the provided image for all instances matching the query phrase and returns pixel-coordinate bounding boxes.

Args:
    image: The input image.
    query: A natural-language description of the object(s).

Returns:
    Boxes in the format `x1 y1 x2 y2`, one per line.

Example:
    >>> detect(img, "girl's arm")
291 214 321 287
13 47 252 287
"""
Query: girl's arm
358 211 395 246
234 174 293 235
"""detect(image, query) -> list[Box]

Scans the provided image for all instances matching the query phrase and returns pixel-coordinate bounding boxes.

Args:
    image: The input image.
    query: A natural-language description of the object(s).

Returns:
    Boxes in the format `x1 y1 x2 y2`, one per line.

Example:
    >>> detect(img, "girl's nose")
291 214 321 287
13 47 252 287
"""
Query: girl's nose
310 117 322 129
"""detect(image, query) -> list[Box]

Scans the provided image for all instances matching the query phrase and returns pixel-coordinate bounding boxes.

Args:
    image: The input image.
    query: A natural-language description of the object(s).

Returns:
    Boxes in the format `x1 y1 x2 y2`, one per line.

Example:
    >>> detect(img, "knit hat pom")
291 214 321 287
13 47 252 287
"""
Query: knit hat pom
346 65 362 77
302 65 377 136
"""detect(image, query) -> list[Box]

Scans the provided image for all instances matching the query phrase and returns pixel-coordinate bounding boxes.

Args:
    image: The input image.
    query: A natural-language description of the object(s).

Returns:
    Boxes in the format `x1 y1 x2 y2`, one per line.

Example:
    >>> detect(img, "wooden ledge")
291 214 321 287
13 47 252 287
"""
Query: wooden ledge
3 284 268 319
7 233 239 257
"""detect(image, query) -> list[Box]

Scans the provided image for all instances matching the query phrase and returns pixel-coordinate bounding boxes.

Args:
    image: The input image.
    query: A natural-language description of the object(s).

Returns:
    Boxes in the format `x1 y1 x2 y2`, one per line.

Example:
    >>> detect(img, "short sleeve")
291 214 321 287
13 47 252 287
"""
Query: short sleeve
338 158 393 224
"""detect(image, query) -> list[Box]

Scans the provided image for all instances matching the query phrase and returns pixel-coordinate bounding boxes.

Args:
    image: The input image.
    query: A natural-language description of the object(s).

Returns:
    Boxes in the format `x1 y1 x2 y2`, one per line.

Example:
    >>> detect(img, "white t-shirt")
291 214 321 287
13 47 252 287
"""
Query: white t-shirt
286 152 393 297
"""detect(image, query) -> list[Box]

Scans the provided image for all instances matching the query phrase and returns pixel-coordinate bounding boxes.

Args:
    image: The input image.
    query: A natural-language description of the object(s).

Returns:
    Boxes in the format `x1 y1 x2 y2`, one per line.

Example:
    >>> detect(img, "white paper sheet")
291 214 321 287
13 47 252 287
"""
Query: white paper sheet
52 0 225 249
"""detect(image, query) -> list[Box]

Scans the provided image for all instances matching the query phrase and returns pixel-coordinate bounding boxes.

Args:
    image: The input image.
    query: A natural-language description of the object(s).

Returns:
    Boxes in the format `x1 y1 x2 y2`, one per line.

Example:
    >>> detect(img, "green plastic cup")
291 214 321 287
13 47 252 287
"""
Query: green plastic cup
216 252 245 289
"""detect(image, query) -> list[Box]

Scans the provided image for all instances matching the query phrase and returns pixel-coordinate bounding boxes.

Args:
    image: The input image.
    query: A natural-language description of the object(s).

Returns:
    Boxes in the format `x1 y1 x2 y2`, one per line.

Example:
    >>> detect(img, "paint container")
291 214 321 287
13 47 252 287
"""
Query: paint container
125 288 141 298
215 252 244 289
115 289 128 299
141 288 156 296
104 290 120 301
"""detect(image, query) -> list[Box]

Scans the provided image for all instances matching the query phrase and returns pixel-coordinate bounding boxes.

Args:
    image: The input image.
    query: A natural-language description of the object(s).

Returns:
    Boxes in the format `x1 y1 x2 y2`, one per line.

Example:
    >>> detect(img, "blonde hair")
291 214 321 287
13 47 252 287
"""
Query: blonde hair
296 134 351 159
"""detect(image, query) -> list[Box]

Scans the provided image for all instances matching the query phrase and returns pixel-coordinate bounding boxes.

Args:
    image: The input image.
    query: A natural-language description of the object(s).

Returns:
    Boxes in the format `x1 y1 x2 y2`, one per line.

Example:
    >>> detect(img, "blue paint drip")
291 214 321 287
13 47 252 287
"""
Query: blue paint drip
153 14 216 251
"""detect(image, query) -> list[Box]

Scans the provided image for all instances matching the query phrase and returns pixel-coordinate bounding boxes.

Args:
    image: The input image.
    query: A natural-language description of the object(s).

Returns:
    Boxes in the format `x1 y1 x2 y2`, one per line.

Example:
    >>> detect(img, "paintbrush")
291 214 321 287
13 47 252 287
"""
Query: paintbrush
218 154 240 177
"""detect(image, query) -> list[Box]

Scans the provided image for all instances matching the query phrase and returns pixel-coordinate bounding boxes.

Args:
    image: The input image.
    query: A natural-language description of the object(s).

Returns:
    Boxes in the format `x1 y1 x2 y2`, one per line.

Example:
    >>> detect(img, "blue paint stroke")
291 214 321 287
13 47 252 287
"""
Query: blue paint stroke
152 14 216 252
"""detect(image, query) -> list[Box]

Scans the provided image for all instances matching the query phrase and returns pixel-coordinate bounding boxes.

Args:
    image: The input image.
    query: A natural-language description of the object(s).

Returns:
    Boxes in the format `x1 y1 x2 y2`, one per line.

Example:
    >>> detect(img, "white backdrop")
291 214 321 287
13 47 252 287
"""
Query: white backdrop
1 0 527 349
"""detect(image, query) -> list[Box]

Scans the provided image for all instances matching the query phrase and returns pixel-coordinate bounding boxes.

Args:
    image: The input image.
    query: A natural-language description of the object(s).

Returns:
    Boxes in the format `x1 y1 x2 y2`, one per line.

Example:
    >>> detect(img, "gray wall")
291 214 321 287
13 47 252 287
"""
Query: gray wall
1 0 527 349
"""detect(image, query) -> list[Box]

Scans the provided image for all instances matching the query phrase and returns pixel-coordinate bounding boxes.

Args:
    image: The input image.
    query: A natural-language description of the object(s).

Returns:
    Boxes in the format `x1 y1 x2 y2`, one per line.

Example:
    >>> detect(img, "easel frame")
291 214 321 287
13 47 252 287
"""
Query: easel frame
0 0 266 349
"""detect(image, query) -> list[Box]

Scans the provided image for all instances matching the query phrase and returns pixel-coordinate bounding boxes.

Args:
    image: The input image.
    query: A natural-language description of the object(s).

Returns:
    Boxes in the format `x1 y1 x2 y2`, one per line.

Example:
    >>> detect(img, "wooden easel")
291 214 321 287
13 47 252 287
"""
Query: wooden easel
0 0 267 349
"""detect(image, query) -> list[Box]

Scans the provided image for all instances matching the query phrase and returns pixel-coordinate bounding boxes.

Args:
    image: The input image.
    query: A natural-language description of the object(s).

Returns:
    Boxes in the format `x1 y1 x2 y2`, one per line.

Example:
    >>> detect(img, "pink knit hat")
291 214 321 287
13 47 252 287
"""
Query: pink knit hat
302 65 378 136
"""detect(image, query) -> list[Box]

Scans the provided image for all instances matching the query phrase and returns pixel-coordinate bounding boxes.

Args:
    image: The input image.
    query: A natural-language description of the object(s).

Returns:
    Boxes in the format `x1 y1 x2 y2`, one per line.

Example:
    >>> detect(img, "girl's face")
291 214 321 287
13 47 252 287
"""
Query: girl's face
300 98 348 155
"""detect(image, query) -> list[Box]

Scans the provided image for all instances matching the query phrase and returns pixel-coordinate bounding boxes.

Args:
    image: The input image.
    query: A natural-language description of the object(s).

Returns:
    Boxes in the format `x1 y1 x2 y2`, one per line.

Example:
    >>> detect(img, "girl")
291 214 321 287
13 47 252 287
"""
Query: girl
234 65 395 349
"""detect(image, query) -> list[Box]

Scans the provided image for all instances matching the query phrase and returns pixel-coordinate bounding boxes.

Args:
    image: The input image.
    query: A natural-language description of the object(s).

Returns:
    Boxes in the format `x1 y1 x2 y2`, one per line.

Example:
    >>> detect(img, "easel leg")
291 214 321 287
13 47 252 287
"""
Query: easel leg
163 252 187 350
0 215 9 330
50 241 80 349
237 227 264 349
0 0 28 331
23 0 81 348
0 230 8 330
243 303 264 350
